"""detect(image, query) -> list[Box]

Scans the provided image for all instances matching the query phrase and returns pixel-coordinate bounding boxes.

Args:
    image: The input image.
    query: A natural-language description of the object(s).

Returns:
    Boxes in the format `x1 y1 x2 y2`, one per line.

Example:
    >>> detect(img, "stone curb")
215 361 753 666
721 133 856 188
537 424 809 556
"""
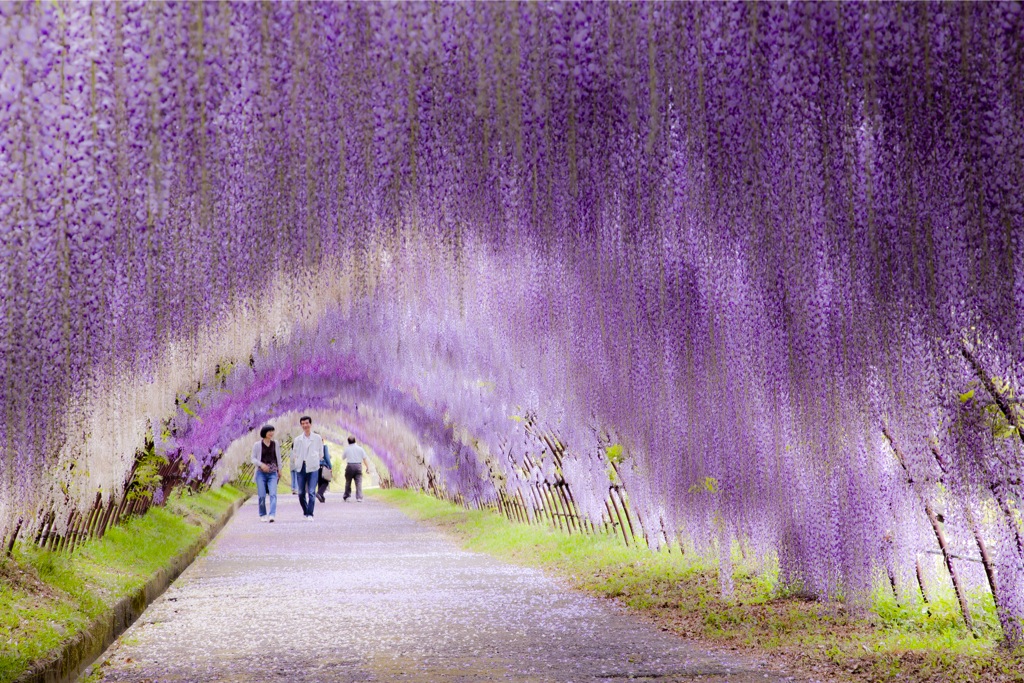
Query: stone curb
15 492 251 683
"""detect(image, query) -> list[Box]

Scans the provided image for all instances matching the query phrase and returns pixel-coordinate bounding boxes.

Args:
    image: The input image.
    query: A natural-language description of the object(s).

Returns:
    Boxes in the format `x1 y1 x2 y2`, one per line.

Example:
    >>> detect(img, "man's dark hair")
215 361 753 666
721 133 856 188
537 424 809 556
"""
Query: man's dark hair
347 436 356 444
300 415 312 425
260 424 275 439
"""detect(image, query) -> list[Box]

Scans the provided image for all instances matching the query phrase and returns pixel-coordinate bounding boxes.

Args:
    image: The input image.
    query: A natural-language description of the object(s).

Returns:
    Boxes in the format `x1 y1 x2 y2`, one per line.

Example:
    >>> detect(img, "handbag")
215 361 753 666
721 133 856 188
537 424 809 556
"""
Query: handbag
320 465 334 482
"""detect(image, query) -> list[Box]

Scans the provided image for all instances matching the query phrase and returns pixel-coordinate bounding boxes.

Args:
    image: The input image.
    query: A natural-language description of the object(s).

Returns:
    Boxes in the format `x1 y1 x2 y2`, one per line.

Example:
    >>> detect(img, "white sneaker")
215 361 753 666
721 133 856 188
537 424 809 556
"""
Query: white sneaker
260 516 268 523
306 516 314 522
268 515 275 523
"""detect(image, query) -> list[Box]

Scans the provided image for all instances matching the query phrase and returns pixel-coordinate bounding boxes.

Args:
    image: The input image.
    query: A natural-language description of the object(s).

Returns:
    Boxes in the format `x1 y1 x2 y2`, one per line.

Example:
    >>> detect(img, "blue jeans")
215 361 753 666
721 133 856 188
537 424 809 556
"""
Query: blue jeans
296 464 318 517
255 469 278 517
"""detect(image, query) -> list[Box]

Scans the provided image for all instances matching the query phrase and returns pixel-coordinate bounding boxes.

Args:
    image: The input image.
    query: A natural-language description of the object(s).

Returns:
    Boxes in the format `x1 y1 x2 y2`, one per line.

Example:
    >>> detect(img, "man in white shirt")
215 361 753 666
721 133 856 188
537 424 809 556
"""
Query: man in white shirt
342 436 370 502
291 416 324 520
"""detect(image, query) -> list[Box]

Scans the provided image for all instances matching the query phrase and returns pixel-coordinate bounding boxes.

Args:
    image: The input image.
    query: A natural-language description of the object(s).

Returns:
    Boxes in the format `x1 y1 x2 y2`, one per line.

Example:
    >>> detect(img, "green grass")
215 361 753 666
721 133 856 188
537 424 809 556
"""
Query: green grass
0 484 249 683
373 488 1024 683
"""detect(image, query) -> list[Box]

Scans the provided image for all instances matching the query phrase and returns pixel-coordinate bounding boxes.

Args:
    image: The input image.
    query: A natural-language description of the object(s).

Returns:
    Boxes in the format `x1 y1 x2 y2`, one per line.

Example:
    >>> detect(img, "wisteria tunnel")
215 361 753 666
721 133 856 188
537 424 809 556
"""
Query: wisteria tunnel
1 0 1023 674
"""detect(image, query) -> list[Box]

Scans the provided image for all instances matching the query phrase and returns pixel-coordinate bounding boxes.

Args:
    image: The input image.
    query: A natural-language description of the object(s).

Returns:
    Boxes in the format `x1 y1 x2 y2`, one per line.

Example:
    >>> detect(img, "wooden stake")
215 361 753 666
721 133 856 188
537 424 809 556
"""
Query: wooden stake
929 443 1003 619
607 489 631 547
5 518 22 556
916 559 931 609
883 426 974 633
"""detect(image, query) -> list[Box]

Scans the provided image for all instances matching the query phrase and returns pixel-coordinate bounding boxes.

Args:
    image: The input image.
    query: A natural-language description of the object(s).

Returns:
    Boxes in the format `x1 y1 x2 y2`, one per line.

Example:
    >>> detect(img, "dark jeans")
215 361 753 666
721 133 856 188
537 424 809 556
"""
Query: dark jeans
316 471 330 501
296 463 318 516
344 463 363 500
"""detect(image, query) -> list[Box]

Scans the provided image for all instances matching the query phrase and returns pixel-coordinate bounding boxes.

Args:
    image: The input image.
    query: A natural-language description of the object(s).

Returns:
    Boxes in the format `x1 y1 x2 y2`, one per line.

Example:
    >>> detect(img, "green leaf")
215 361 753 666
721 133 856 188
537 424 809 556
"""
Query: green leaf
688 476 719 494
993 423 1017 440
958 390 975 403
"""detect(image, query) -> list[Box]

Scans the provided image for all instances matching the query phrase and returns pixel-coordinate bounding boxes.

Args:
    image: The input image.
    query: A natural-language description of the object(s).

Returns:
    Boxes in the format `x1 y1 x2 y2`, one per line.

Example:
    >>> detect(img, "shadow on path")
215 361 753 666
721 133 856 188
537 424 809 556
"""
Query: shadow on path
86 494 806 682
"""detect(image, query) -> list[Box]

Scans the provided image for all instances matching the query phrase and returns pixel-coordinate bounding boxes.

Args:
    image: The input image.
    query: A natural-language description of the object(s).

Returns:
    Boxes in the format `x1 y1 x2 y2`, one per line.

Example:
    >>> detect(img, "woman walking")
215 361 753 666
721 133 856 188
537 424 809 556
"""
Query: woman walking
316 444 333 503
252 424 281 523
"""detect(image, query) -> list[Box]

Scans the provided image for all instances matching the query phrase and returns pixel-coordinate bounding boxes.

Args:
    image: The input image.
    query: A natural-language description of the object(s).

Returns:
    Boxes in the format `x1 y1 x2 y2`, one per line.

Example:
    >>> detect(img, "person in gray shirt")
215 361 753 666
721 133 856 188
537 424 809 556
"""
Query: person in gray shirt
342 436 369 502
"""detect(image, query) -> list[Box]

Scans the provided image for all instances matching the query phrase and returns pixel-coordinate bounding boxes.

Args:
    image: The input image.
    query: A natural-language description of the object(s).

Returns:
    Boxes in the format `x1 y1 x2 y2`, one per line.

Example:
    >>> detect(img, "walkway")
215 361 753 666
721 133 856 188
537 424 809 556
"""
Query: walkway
87 494 804 682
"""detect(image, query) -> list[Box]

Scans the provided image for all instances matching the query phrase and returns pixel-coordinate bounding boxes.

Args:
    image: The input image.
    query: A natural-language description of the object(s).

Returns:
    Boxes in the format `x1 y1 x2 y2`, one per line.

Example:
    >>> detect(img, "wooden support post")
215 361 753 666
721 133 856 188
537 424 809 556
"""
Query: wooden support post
97 496 117 539
511 493 527 525
527 484 547 525
47 511 71 551
928 444 1004 620
602 499 617 535
539 484 558 529
505 493 517 523
56 511 76 553
538 485 552 528
552 483 578 533
561 482 592 535
5 519 22 556
549 484 573 533
36 510 55 548
612 486 640 545
557 484 577 533
34 511 51 546
69 509 86 553
70 510 86 552
883 426 974 633
515 490 532 524
916 559 931 609
83 494 101 540
114 493 130 525
606 489 630 548
70 508 89 553
607 491 631 546
993 491 1024 561
887 567 899 603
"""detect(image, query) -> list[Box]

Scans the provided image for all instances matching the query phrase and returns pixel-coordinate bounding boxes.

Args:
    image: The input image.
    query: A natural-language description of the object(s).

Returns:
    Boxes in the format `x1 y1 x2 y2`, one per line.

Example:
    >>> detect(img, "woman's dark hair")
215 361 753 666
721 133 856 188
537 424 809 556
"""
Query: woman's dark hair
260 424 275 439
347 436 356 444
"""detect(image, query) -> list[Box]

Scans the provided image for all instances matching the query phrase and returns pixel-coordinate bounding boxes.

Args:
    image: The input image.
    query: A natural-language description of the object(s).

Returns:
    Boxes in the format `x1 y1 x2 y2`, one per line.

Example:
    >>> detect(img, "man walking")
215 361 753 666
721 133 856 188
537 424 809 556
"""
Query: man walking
342 436 369 502
291 416 324 521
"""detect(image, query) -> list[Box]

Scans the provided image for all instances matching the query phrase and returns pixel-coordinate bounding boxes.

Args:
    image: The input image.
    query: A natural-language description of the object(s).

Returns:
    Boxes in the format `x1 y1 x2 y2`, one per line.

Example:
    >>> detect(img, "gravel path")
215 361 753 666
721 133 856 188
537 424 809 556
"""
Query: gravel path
85 493 807 683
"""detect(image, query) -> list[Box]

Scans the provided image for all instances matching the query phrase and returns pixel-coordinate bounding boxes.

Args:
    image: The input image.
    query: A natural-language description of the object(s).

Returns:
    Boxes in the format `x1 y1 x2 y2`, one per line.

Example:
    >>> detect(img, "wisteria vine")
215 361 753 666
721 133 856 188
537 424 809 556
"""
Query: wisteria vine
0 1 1022 642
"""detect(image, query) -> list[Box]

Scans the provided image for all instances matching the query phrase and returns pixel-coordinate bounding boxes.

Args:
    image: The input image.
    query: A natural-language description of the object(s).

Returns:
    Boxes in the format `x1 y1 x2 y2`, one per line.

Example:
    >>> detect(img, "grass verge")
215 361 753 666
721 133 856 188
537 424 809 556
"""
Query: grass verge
373 488 1024 683
0 484 249 683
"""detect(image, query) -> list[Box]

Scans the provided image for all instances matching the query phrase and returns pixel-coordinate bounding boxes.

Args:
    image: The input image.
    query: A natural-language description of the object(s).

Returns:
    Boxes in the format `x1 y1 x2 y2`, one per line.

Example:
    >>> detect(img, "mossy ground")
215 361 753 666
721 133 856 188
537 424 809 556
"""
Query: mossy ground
374 488 1024 683
0 484 248 683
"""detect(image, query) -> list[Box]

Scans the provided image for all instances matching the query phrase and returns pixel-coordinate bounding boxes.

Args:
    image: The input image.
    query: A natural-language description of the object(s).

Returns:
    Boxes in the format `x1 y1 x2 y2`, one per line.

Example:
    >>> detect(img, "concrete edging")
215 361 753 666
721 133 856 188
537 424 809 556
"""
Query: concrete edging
15 492 251 683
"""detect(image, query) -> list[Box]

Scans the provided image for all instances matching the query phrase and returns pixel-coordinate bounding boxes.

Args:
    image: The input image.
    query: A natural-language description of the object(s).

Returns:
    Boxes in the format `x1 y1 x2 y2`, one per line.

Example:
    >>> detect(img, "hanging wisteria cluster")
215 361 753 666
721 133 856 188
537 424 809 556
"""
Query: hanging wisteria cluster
1 1 1022 642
